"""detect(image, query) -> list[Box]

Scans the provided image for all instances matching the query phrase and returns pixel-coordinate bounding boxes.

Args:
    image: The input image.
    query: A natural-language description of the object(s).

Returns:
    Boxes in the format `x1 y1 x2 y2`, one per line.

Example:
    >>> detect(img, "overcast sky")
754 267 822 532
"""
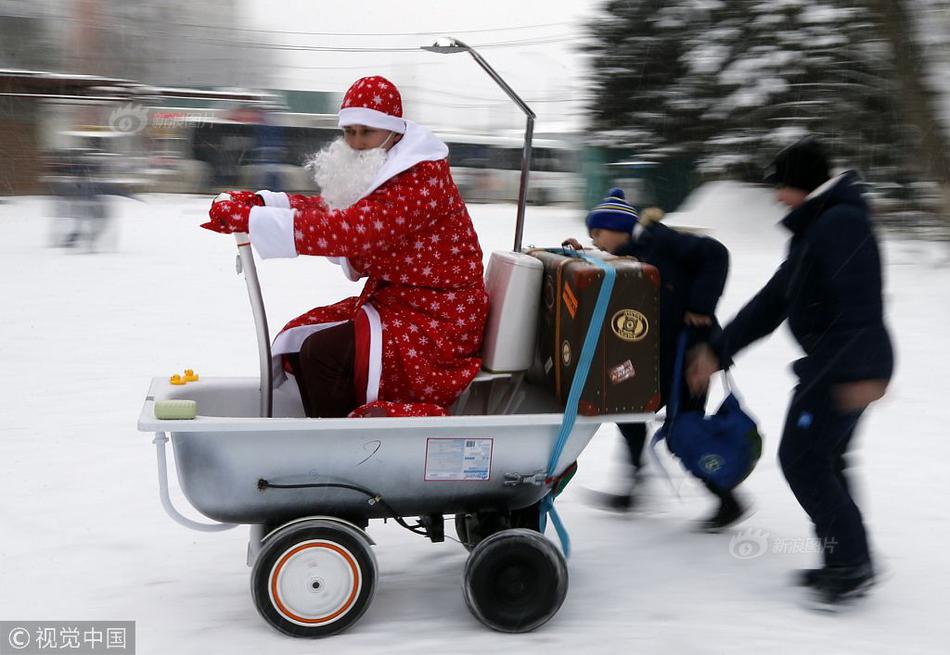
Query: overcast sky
241 0 602 133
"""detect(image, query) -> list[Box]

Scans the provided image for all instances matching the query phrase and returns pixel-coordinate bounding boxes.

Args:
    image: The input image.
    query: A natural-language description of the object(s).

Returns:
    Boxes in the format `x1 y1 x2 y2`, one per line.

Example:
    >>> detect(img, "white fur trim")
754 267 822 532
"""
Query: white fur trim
338 107 406 134
255 190 290 209
361 303 383 403
249 206 297 259
327 256 364 281
361 120 449 199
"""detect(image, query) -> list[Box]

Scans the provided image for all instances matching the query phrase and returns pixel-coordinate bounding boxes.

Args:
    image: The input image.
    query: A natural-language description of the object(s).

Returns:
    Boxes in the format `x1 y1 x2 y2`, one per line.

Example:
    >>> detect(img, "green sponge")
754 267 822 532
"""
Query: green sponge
154 399 198 420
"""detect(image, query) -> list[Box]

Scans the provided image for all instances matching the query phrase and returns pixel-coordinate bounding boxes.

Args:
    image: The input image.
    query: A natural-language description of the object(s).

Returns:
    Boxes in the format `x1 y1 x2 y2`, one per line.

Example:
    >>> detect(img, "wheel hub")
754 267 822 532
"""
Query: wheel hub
269 540 362 626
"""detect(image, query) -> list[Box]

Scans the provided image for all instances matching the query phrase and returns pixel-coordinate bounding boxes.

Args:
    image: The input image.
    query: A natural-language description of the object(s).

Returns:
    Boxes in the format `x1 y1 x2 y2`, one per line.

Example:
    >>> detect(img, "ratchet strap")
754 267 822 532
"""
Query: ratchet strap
539 249 616 558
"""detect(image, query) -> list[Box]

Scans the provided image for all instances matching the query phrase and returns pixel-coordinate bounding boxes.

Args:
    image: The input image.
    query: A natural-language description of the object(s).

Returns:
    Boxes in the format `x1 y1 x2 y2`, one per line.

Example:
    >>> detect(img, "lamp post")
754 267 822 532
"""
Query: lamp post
422 37 535 252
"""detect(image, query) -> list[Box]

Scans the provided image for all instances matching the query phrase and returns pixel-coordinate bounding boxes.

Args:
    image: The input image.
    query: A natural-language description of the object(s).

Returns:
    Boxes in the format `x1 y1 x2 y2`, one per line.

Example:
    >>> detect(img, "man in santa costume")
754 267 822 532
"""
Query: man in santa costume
203 75 488 418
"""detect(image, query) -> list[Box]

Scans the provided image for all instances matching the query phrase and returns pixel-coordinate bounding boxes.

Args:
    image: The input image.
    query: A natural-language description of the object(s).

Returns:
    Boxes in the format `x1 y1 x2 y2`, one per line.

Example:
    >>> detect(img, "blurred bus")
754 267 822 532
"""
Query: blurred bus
135 108 584 203
439 132 583 205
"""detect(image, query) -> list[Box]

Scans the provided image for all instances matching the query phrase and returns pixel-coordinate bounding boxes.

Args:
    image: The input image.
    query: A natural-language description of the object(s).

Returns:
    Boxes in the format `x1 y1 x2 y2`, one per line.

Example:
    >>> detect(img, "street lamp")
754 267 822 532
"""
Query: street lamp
422 37 536 252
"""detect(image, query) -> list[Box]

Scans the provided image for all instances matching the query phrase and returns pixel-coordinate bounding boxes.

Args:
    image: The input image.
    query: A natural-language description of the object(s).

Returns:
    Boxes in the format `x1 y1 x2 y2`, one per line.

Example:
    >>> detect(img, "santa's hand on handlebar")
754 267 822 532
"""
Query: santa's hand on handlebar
212 190 264 208
201 199 252 234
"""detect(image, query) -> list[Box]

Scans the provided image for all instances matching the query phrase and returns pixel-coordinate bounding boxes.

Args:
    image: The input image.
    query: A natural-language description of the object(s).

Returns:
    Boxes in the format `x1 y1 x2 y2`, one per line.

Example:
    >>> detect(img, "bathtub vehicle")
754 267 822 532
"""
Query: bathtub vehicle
138 245 655 637
138 39 654 638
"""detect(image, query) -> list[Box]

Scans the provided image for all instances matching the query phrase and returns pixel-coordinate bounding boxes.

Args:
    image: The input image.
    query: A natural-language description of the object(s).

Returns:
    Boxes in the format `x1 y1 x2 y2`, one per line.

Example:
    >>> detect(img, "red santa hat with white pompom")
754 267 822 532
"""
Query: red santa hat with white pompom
338 75 407 134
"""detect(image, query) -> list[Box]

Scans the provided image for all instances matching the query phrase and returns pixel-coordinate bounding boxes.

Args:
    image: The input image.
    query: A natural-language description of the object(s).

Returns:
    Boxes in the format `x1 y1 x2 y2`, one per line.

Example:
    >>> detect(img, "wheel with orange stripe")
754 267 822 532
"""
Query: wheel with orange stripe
251 520 377 637
463 528 568 633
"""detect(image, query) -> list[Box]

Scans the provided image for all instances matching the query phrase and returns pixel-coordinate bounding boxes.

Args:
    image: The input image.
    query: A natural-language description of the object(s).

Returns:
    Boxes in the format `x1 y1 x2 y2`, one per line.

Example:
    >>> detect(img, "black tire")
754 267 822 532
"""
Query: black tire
454 513 474 552
250 520 377 637
463 528 568 633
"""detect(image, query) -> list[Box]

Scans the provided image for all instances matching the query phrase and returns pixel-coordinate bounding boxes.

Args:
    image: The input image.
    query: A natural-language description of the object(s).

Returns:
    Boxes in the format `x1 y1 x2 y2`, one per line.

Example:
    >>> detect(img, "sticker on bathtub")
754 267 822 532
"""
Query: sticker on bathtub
425 438 493 481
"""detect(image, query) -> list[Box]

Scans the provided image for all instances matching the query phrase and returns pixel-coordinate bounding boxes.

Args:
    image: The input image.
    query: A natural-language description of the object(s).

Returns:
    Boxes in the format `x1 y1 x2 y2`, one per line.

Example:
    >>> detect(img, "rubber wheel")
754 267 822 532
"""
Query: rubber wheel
250 520 377 637
454 513 474 552
463 528 568 633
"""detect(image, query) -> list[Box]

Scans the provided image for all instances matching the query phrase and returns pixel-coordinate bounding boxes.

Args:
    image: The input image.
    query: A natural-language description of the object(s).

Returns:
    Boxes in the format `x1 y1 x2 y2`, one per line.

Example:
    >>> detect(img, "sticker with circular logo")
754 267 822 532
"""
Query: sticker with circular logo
611 309 649 342
561 340 572 367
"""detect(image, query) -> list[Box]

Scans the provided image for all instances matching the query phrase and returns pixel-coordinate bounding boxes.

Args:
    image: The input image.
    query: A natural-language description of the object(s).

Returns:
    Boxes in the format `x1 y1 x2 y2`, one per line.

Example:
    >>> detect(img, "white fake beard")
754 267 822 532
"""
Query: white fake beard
305 138 388 211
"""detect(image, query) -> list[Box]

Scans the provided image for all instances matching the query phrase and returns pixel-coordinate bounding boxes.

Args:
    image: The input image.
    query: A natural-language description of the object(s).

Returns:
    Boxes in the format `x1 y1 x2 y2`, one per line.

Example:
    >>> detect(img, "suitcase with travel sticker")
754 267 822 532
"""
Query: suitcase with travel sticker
527 248 661 416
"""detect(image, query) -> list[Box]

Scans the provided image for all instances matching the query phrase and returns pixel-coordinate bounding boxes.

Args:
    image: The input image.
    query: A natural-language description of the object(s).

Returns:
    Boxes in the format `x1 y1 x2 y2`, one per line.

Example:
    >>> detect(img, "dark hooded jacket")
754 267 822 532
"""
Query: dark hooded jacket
715 171 894 385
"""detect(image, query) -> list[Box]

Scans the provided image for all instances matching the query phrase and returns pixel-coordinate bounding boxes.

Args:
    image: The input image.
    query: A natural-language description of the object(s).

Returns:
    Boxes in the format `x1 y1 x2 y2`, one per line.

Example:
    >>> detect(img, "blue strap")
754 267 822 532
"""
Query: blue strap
649 330 689 488
666 330 690 420
538 250 616 557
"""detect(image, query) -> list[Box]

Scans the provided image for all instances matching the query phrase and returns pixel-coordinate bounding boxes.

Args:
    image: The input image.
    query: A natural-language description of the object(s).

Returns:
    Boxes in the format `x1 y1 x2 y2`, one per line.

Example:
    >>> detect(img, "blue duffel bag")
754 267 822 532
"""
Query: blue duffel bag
652 332 762 491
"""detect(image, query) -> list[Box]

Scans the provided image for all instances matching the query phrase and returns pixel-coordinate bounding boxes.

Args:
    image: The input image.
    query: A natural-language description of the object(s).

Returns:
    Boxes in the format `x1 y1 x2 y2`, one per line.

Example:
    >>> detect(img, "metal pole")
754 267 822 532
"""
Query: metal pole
423 38 536 253
234 233 273 418
515 116 534 253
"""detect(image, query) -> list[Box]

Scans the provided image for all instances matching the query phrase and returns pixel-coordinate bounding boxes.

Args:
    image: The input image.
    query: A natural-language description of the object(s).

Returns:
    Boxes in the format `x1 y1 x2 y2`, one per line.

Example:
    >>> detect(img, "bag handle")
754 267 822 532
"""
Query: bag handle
666 330 690 421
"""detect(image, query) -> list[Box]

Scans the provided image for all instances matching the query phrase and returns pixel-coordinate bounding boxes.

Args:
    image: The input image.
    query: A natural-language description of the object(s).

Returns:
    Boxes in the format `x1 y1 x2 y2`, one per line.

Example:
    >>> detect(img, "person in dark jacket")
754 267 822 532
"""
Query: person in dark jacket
566 188 747 531
687 137 894 608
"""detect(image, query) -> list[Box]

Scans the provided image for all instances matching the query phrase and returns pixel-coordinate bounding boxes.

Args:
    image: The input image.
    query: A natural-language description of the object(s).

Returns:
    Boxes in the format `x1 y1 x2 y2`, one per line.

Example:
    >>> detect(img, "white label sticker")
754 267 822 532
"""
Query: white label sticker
425 438 493 481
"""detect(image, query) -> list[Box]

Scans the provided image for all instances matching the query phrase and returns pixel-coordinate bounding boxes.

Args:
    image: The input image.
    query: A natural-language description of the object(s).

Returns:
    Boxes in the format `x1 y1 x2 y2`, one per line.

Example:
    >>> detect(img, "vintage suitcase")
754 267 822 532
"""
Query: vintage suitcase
528 249 661 416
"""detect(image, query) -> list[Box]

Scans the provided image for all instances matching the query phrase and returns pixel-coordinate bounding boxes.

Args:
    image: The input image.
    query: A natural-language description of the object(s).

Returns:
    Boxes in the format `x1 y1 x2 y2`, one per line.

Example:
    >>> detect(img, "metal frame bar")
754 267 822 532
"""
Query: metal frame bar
153 432 239 532
422 37 536 252
234 233 273 418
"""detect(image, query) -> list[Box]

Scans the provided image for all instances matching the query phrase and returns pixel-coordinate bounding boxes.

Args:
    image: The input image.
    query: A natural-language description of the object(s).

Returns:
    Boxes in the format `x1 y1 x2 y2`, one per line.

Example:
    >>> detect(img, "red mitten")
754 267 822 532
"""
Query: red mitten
201 200 251 234
228 190 265 206
211 191 264 208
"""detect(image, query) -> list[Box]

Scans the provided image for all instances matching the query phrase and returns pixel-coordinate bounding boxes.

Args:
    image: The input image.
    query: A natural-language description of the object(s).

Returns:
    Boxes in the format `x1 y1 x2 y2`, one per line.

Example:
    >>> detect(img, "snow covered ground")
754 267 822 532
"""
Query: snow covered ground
1 185 948 654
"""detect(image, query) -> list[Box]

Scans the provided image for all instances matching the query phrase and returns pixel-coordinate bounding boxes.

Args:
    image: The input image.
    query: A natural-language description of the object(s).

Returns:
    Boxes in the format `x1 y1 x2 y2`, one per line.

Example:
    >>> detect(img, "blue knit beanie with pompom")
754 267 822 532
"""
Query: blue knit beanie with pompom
585 187 639 233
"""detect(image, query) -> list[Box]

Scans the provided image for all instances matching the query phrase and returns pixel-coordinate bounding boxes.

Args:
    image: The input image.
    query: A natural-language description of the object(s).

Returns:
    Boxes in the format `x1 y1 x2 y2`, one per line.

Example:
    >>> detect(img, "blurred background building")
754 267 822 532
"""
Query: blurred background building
1 0 949 235
0 0 272 86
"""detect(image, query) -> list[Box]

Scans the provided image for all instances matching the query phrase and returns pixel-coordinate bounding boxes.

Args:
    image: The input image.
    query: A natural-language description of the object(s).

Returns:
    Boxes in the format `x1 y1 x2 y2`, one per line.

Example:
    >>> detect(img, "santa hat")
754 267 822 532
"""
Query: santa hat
338 76 407 134
586 187 640 233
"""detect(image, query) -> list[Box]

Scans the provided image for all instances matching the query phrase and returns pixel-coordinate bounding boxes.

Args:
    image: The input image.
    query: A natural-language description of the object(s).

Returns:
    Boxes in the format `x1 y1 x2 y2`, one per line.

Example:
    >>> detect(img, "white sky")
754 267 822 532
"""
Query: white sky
240 0 602 134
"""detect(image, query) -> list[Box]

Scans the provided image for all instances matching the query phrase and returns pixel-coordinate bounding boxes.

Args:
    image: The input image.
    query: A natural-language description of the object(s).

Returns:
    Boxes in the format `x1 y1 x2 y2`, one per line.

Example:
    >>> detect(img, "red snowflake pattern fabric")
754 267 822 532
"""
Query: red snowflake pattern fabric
278 158 488 408
340 76 402 116
348 401 448 418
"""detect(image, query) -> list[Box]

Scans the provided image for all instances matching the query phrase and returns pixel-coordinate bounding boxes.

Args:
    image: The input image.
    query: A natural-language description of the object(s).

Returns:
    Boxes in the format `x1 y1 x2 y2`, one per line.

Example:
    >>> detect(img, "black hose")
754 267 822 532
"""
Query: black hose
256 478 429 537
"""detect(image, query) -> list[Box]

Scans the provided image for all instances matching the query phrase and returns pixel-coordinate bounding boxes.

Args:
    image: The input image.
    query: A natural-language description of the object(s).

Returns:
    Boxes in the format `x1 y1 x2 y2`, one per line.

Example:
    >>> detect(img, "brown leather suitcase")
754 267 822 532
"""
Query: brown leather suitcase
528 249 661 416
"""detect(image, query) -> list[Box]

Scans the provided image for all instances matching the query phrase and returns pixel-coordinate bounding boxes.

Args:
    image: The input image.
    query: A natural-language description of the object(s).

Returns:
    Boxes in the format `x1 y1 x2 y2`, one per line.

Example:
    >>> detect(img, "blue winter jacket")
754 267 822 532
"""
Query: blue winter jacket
715 172 894 385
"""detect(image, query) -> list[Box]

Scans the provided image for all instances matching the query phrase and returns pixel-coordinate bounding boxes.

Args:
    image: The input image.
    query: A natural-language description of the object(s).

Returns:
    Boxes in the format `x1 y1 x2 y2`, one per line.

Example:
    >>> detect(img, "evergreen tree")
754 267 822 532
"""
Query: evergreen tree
585 0 931 217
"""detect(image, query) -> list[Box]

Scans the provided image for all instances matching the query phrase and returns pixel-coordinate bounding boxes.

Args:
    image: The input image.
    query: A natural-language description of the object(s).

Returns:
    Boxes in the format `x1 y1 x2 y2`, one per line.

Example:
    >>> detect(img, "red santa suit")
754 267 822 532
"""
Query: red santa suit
248 77 488 409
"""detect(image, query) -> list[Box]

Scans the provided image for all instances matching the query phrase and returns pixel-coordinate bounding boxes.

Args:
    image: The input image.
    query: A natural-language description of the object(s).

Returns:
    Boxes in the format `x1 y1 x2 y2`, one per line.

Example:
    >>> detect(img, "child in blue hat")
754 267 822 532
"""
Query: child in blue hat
567 187 746 531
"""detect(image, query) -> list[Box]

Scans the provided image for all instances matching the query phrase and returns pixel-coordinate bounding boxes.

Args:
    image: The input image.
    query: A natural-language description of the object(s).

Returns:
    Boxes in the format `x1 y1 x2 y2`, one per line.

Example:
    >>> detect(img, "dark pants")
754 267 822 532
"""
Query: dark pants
287 322 358 418
778 383 870 568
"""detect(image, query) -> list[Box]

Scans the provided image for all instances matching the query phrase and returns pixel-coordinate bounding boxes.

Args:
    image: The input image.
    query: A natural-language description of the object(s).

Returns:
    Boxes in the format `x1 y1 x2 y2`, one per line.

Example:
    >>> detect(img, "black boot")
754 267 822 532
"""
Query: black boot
588 490 636 512
807 563 876 610
697 490 748 533
587 469 641 513
793 568 829 587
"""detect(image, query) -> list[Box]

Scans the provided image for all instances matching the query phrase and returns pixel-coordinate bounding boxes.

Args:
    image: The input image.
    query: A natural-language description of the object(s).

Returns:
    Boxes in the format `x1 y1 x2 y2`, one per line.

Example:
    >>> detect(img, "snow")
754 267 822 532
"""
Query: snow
1 185 949 653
